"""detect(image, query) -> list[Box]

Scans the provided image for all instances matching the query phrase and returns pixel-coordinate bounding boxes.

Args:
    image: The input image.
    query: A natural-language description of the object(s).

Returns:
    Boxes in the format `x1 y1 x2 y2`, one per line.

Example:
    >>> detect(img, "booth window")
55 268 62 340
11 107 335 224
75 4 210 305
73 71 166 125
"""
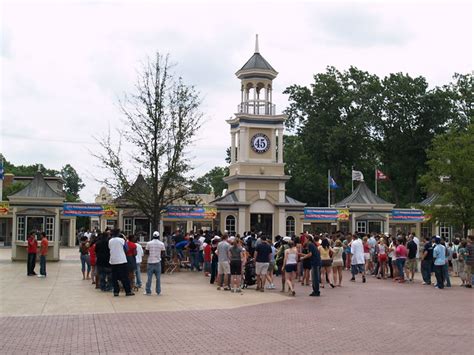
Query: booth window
45 217 54 241
17 216 26 241
225 215 236 233
439 222 451 240
286 216 295 237
356 221 367 234
123 218 133 236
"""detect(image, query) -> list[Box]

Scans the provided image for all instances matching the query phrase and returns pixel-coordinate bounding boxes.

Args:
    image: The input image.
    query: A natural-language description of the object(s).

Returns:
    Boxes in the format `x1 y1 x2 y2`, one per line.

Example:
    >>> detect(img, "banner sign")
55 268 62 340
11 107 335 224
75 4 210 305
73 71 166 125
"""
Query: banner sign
304 208 349 221
63 204 117 217
0 202 9 215
390 209 425 222
164 206 217 219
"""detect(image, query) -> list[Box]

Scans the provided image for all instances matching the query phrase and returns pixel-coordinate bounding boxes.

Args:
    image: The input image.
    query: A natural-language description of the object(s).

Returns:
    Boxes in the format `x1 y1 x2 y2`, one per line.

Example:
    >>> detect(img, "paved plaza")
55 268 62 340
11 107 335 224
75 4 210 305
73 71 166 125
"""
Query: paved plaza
0 248 473 354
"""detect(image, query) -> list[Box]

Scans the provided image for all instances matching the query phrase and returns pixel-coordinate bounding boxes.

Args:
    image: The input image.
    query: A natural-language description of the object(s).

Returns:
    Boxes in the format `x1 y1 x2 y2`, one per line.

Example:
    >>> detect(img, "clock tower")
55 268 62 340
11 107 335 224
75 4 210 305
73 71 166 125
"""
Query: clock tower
214 36 305 238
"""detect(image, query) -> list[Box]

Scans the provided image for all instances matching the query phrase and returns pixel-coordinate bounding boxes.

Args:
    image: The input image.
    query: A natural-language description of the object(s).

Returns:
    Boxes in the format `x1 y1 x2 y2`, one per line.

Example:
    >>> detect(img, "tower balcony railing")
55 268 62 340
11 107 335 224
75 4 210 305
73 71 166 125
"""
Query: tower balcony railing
237 100 276 116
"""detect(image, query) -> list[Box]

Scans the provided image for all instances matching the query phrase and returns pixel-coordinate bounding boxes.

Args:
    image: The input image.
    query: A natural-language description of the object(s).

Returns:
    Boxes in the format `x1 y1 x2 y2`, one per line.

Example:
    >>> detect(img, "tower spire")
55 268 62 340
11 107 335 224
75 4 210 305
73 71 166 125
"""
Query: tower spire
255 34 259 53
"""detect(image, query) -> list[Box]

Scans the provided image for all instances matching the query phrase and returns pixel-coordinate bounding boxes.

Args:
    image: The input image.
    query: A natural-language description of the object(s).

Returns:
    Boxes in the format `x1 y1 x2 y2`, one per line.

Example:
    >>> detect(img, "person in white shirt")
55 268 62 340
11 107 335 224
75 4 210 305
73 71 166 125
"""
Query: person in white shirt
350 234 366 283
135 242 144 288
145 231 166 295
108 231 134 296
412 233 420 272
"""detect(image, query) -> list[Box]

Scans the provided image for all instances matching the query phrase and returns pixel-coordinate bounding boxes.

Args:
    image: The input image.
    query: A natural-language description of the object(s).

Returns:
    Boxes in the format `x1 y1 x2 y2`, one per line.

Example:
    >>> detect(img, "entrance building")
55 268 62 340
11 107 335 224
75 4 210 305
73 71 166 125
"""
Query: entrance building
213 36 306 238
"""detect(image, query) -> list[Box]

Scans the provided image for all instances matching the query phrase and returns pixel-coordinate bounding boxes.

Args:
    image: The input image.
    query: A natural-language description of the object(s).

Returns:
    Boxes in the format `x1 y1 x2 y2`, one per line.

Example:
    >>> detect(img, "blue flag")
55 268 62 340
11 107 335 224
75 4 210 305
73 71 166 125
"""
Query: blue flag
330 176 340 189
0 162 4 180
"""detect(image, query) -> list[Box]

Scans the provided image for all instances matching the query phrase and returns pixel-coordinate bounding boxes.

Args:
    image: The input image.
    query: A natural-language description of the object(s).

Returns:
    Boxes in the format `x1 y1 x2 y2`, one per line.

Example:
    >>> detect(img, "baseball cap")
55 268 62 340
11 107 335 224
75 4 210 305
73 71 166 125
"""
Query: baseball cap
152 231 160 238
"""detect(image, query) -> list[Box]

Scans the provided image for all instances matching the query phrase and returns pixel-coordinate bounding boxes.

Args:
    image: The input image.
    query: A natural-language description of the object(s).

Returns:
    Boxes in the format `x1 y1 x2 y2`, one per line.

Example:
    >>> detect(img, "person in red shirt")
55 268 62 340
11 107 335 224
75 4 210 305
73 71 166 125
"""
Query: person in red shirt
27 232 38 276
203 239 212 276
89 238 97 287
38 232 48 278
126 235 138 290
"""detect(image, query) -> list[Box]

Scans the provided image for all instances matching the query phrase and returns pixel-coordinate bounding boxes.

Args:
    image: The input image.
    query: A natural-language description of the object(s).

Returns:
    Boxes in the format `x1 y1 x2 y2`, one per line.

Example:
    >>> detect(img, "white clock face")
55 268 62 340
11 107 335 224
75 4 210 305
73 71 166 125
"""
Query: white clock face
251 133 270 153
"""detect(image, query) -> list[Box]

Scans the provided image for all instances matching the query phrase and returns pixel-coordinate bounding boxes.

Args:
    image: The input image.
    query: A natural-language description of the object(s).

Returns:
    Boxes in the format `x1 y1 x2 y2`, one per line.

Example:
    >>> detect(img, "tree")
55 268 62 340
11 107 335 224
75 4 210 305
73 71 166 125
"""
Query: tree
94 53 203 231
420 124 474 237
284 66 381 205
60 164 85 201
191 167 228 197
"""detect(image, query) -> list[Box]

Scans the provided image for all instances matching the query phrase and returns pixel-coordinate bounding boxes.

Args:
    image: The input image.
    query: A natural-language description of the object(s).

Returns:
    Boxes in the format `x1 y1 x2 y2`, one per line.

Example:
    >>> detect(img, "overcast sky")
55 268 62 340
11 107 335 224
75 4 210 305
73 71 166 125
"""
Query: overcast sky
1 0 472 202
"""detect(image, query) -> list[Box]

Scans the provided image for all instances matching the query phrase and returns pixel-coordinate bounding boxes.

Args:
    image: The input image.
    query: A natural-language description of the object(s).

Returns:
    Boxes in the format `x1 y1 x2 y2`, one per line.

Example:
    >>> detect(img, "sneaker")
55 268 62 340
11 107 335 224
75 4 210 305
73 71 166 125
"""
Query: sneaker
37 275 45 278
309 292 320 297
113 293 119 297
465 285 472 288
350 277 355 282
224 287 231 291
126 292 135 296
236 288 242 293
216 286 221 290
362 276 366 283
143 292 151 295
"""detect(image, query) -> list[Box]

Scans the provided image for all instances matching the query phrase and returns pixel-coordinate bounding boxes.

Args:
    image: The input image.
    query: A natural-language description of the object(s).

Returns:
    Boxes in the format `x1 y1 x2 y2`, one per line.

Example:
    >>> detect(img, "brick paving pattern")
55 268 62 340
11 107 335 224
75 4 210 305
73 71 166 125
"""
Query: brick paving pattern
1 275 473 354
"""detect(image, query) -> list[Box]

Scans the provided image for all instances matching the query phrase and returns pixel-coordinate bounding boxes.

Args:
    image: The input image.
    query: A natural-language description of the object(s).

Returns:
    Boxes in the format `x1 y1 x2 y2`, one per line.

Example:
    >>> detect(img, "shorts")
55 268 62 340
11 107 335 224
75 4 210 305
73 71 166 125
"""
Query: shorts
332 260 343 267
464 264 472 274
364 253 370 261
255 262 269 275
351 264 365 275
218 261 230 275
378 254 387 263
268 262 275 273
406 258 416 271
230 260 242 275
321 259 333 267
285 263 297 273
303 261 312 270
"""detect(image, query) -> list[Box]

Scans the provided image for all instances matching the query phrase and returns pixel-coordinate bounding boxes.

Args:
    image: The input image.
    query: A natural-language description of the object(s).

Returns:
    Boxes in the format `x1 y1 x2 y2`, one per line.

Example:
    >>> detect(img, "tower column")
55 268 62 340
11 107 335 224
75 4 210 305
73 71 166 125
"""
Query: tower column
277 128 284 163
231 132 236 163
239 127 248 162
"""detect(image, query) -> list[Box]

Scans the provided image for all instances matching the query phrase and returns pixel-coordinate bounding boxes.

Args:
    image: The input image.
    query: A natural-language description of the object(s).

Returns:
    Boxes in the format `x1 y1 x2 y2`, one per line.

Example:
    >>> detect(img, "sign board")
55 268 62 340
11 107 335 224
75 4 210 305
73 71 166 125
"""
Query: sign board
390 209 425 222
0 202 9 215
164 206 217 219
63 204 118 217
304 208 349 222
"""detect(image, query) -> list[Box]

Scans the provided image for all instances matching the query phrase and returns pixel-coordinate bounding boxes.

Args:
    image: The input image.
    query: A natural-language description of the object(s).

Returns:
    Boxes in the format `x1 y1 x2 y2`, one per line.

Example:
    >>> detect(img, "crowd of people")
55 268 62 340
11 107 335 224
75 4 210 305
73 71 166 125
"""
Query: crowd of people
25 227 474 298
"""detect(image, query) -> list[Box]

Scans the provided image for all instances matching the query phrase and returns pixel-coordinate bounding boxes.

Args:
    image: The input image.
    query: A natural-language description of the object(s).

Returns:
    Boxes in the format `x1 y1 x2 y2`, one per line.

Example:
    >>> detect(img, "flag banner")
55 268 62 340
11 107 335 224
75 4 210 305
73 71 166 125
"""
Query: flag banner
0 162 4 180
390 209 425 222
304 208 349 221
352 170 364 181
329 176 340 189
376 169 389 181
102 204 118 217
0 202 9 215
164 206 217 219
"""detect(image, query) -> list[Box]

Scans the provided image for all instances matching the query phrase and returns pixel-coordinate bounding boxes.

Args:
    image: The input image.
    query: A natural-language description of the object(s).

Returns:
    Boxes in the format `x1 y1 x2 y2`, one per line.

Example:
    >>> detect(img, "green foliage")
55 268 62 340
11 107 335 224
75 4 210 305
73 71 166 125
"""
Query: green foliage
191 166 228 197
284 69 471 207
0 154 84 201
60 164 85 201
420 125 474 236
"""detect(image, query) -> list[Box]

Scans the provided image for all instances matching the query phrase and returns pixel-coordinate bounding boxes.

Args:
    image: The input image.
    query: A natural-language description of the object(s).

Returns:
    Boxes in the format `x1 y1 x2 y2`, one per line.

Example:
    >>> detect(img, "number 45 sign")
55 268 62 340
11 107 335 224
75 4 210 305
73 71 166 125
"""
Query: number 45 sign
251 133 270 153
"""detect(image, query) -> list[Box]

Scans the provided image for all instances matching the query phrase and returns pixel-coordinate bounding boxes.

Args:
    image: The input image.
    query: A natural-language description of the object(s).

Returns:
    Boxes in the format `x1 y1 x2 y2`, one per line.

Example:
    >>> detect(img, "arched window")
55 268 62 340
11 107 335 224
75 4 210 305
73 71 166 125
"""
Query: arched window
286 216 295 237
226 215 236 233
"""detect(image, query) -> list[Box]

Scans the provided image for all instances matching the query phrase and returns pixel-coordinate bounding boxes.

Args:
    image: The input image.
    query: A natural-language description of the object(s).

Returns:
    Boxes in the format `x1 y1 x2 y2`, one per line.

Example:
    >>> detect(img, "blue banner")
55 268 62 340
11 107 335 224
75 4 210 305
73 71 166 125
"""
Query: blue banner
390 209 425 222
164 206 217 219
63 204 104 217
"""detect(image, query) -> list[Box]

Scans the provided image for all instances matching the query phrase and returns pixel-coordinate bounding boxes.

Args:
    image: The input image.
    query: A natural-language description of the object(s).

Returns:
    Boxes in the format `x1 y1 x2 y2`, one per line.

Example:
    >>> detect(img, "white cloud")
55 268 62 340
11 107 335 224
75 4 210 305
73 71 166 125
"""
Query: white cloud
1 0 472 201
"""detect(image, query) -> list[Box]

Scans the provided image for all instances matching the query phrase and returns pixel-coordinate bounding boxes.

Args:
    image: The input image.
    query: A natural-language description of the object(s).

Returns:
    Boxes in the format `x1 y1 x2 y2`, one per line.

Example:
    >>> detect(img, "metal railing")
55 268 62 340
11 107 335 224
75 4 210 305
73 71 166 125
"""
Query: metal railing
237 100 276 115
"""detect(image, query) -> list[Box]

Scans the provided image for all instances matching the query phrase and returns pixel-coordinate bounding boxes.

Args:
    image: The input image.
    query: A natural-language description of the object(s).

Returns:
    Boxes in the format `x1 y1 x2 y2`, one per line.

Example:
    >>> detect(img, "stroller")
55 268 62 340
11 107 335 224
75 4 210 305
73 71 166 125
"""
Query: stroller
242 257 257 288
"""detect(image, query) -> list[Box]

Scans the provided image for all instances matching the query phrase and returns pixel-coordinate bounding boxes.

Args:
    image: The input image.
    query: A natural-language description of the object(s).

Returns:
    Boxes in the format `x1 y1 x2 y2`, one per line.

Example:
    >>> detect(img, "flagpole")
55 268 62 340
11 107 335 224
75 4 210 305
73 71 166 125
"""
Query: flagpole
0 157 3 201
328 169 330 207
351 165 354 192
375 166 378 195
